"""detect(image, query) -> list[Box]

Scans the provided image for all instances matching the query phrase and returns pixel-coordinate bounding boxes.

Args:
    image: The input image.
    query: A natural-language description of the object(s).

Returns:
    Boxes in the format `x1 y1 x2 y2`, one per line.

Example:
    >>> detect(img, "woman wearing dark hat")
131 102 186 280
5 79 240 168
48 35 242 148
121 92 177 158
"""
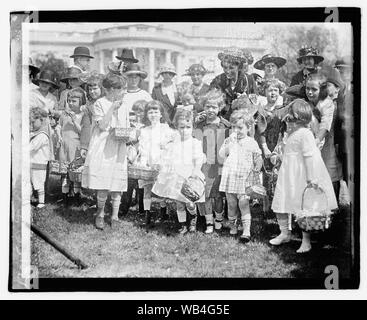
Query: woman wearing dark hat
115 48 139 73
290 46 324 86
28 58 40 90
58 67 85 111
70 46 94 72
30 69 59 160
183 64 210 113
254 53 287 105
123 64 152 113
209 47 257 120
152 63 178 124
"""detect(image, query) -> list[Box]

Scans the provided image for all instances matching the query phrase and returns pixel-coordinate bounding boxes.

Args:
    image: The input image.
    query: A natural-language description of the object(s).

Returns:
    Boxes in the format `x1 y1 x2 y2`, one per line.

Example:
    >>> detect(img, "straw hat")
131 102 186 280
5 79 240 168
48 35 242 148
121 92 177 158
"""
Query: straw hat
70 46 94 59
32 69 59 89
123 64 147 79
296 46 324 64
254 54 287 70
183 64 209 76
158 63 177 76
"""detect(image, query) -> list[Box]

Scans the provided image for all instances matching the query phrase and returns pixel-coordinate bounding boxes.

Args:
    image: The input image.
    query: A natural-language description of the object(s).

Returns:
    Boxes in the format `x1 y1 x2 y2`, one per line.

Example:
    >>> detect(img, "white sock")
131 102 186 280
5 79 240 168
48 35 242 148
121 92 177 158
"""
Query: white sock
111 192 121 220
37 189 45 204
241 214 251 237
205 214 214 225
177 210 187 223
97 191 107 217
143 198 152 211
214 210 224 222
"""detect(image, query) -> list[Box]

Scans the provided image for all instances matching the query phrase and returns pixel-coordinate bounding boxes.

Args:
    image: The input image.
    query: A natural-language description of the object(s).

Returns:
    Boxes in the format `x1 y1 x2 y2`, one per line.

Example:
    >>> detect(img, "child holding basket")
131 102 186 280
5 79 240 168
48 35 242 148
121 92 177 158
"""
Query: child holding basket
82 73 130 230
152 109 206 234
269 99 338 253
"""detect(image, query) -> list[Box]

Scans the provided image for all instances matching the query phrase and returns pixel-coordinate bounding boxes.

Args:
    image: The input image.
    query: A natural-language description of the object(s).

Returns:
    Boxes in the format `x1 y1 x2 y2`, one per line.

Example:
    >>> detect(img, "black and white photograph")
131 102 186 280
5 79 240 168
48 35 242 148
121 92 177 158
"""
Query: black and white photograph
7 6 362 294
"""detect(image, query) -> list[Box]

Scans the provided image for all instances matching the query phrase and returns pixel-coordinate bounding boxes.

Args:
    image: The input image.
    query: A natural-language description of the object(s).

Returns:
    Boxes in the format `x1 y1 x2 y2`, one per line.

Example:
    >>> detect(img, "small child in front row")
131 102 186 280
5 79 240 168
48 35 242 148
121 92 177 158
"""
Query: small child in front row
194 89 231 233
219 110 263 243
122 99 147 215
152 109 206 234
30 107 51 208
269 99 338 253
59 88 87 204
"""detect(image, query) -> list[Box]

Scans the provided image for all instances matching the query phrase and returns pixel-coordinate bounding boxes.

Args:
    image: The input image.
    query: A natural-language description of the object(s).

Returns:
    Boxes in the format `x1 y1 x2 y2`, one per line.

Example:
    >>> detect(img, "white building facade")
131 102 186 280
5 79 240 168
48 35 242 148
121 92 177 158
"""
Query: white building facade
29 23 268 91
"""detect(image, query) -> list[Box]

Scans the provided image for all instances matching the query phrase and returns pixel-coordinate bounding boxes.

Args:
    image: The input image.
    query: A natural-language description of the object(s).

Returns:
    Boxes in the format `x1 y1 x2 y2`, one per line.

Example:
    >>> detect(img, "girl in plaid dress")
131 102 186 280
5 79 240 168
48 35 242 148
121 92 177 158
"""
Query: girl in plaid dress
219 110 263 243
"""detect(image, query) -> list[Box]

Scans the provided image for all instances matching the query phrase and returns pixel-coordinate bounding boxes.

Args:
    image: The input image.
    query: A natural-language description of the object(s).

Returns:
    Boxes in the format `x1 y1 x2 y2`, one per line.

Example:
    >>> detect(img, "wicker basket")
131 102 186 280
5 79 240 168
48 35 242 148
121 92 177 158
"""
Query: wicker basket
48 160 69 175
68 168 83 183
245 184 267 200
180 176 205 202
68 157 84 183
295 186 333 232
128 165 159 181
114 127 136 141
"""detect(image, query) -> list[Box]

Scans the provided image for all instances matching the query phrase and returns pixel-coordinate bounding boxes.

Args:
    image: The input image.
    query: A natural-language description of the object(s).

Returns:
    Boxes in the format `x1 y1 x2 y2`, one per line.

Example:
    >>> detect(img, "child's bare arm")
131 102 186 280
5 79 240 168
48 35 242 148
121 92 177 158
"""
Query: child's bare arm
253 152 263 171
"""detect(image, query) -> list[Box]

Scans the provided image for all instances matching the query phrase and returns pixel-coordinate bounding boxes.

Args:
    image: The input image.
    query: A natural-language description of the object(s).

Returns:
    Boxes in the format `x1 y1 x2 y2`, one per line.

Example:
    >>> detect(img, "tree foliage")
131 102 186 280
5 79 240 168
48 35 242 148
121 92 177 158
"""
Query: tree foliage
263 25 339 85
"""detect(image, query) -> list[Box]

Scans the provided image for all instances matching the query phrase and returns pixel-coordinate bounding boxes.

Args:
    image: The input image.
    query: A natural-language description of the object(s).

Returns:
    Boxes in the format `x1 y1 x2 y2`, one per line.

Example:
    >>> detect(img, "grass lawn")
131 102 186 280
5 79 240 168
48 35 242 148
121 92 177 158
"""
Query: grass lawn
31 177 352 279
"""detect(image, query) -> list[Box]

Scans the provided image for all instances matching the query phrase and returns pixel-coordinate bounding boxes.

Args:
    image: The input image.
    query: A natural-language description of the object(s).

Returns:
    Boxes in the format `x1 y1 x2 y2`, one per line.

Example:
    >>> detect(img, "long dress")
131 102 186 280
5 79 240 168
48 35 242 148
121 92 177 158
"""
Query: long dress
59 111 84 162
271 127 338 214
81 97 129 192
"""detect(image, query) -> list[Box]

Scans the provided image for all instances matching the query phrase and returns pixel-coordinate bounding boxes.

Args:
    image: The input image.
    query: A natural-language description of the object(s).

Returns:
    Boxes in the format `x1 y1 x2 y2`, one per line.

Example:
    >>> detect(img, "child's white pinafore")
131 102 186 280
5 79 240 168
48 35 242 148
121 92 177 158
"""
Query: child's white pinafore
152 136 206 203
82 97 128 192
271 127 338 214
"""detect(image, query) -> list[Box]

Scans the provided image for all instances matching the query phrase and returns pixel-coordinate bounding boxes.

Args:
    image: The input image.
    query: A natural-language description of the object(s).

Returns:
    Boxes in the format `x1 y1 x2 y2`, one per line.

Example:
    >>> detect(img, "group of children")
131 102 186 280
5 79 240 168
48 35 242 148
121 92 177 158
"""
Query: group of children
29 45 348 253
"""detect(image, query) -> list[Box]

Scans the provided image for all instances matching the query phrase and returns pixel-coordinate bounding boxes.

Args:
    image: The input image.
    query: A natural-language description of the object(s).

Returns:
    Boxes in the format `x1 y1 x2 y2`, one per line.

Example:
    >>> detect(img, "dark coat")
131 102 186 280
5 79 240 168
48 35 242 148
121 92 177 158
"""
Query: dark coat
151 84 178 125
290 68 318 86
209 71 257 120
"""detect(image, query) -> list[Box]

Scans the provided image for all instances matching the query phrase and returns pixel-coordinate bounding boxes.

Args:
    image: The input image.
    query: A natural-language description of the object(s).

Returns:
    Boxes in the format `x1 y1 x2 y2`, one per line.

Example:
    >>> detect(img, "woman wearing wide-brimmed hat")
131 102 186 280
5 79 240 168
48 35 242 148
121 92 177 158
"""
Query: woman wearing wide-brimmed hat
254 53 288 106
27 58 40 90
30 69 60 160
123 64 152 113
209 47 257 120
182 64 210 113
58 67 85 111
151 62 178 124
290 46 324 86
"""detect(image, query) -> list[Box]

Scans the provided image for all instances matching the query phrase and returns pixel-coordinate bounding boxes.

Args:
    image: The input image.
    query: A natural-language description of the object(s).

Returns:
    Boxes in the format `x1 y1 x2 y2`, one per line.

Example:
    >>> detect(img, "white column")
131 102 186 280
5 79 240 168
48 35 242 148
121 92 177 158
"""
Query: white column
166 50 171 64
99 50 104 74
149 48 155 93
176 53 183 82
112 48 118 61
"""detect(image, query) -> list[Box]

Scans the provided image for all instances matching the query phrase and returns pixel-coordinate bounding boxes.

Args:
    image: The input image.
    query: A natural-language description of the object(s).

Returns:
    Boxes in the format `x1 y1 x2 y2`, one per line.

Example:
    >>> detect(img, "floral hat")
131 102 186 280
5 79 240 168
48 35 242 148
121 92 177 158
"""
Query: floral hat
183 64 209 76
218 47 249 64
296 46 324 64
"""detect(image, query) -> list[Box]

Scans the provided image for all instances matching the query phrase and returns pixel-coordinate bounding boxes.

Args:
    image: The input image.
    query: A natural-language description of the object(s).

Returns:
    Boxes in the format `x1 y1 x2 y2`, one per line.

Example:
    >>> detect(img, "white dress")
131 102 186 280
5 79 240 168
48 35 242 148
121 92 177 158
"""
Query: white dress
137 123 174 188
123 89 152 112
29 89 57 160
271 127 338 214
30 130 50 190
81 97 129 192
152 135 206 203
